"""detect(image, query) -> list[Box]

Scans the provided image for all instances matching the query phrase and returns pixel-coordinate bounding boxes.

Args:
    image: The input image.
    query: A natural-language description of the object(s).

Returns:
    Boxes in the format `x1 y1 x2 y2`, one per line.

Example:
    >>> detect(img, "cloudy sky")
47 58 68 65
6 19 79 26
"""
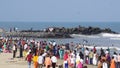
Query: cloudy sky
0 0 120 22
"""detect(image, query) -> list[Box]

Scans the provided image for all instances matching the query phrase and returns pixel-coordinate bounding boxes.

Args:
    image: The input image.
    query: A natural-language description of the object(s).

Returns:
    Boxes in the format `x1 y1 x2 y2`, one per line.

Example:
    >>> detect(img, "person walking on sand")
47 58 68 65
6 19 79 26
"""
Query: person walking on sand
13 44 17 58
19 45 23 58
110 56 116 68
51 54 57 68
38 53 44 68
102 59 108 68
93 52 97 65
33 53 38 68
26 52 33 68
45 54 52 68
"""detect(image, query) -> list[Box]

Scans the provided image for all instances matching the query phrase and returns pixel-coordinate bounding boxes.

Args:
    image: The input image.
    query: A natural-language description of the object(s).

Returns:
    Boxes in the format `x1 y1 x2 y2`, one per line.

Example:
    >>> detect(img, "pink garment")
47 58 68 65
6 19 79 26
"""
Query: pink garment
77 62 83 68
64 53 68 61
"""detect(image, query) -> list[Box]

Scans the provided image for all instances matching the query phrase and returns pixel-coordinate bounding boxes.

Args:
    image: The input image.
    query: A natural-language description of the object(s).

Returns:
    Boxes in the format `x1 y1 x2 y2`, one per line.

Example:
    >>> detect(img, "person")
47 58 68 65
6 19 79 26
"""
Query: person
70 55 75 68
93 52 97 65
85 48 89 64
93 46 96 53
110 56 116 68
77 61 83 68
63 51 69 68
51 54 57 68
117 53 120 68
33 53 38 68
38 53 44 68
26 52 33 68
97 59 102 68
19 45 23 58
102 59 108 68
63 51 69 61
13 44 17 58
106 53 111 68
45 54 52 68
113 52 118 68
59 47 64 59
79 51 84 60
89 50 93 64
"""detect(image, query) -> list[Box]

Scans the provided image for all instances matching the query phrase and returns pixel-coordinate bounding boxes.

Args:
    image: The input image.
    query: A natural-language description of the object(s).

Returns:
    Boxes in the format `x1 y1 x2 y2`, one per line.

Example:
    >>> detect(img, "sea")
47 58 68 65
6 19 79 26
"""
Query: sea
0 22 120 52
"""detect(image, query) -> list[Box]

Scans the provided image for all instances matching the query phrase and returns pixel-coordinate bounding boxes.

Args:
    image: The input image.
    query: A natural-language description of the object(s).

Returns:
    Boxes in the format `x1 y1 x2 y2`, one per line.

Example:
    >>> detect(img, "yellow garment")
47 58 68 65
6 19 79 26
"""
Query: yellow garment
33 56 38 62
76 58 80 65
23 51 27 57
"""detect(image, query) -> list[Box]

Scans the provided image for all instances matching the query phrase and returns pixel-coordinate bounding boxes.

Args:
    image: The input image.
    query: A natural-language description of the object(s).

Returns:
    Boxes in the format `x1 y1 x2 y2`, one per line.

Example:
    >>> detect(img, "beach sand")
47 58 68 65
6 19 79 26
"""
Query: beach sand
0 53 97 68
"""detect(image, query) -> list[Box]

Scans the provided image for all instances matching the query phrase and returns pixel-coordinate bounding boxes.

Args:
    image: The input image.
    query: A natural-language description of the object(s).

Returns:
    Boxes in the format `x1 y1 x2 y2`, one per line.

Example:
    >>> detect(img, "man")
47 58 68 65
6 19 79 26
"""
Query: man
89 50 93 64
13 44 17 58
38 53 44 68
51 54 57 68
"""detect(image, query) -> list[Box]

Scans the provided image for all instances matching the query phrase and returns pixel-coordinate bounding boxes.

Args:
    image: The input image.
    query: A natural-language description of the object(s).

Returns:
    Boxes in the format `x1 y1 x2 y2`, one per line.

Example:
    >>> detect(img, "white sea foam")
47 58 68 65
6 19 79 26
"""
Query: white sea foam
71 33 120 39
100 33 120 38
110 38 120 40
71 34 100 38
83 45 120 51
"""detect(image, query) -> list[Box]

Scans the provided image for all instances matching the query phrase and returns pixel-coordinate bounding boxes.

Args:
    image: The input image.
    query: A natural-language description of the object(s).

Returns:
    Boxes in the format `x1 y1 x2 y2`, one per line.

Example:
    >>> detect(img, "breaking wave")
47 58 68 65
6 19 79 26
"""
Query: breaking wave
71 33 120 39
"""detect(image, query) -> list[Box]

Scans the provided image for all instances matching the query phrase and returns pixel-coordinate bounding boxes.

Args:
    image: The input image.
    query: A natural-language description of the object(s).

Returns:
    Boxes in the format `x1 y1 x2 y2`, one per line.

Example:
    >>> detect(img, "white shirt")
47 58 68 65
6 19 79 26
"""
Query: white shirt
113 54 118 62
102 62 108 68
24 44 27 50
13 45 16 51
51 56 57 63
42 53 47 57
70 57 75 64
38 56 44 64
85 50 89 56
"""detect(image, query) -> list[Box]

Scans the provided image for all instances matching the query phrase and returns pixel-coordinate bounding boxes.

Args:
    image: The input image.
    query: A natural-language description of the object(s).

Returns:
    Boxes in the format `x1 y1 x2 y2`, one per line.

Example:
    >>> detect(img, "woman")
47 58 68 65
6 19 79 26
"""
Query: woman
110 56 116 68
33 53 38 68
93 52 97 65
59 47 64 59
98 60 102 68
45 54 52 68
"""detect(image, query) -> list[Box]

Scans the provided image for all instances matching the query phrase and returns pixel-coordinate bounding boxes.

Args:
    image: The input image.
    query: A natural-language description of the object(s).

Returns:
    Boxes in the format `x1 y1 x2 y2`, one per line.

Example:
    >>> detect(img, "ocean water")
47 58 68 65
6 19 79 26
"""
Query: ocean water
0 22 120 49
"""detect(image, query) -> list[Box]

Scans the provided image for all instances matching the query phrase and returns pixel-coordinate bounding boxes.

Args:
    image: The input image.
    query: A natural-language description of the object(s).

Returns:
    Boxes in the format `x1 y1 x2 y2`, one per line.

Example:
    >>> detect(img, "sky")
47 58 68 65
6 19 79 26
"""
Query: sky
0 0 120 22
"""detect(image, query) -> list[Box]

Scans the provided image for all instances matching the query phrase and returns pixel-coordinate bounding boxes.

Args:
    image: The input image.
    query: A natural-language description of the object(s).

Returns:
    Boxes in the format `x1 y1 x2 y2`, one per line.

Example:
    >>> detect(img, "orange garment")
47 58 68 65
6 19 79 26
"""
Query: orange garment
33 56 38 68
45 57 51 68
98 61 102 68
110 59 116 68
34 62 38 68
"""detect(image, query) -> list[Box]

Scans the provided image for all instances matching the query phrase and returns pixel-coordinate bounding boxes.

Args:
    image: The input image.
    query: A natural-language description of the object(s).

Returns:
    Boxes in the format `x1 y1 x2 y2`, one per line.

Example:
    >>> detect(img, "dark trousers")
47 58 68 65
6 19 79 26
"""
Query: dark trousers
90 58 93 64
52 63 56 68
117 62 120 68
13 50 16 58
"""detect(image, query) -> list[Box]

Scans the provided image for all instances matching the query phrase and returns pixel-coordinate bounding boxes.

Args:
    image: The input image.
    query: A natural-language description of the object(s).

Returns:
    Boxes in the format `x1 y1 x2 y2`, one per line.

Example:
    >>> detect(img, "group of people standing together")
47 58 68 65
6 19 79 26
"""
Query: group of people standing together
0 38 120 68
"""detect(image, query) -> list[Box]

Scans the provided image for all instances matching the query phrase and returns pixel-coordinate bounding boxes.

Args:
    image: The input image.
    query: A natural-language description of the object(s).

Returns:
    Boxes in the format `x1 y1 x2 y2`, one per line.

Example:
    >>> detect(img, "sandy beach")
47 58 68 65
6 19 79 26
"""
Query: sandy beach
0 52 97 68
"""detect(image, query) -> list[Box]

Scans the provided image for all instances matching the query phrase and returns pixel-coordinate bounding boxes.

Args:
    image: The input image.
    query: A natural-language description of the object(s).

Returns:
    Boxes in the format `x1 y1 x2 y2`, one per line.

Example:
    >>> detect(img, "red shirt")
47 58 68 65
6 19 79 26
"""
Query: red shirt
27 54 33 62
64 53 68 60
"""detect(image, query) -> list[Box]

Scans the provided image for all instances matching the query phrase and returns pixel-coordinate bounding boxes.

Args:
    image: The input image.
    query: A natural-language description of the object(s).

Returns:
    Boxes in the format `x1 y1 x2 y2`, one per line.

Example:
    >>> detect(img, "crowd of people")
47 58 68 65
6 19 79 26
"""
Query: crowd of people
0 38 120 68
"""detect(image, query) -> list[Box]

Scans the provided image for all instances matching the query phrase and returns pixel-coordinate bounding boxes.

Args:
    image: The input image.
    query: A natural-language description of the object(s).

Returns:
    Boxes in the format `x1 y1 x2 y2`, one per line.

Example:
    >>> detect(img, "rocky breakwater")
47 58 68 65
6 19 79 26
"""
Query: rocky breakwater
5 26 117 38
5 31 72 38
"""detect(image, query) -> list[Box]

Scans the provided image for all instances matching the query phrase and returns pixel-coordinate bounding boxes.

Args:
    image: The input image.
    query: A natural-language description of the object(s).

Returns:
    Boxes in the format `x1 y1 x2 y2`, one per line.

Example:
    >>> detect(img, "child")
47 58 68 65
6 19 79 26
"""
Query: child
26 52 33 68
